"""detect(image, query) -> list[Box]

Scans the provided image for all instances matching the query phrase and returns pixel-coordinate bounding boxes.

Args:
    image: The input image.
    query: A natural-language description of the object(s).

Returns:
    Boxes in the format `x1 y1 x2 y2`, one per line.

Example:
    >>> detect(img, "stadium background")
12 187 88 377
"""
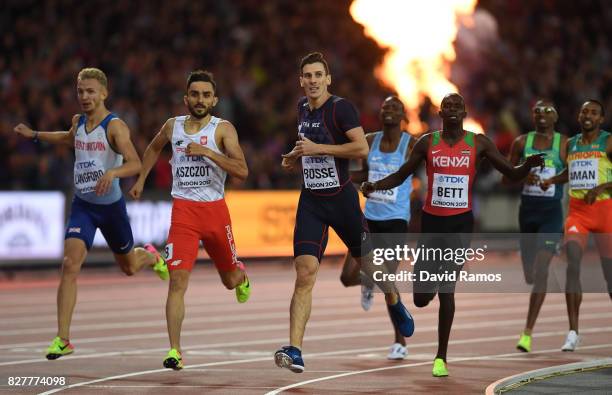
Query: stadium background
1 0 611 262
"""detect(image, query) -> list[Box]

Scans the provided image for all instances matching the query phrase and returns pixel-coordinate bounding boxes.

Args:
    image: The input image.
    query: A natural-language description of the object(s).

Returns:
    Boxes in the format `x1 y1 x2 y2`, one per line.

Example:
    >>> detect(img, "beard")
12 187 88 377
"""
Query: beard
188 105 210 119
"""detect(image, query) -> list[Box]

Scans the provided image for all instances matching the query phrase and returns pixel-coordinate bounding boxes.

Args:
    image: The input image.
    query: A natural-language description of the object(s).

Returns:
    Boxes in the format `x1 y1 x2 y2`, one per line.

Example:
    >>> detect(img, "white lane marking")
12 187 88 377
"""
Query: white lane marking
264 343 612 395
34 327 612 395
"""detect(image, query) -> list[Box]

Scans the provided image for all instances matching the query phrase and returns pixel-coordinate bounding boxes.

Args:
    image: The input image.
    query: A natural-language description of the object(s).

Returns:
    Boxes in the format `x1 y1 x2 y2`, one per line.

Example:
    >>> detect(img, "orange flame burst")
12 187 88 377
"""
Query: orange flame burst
350 0 484 134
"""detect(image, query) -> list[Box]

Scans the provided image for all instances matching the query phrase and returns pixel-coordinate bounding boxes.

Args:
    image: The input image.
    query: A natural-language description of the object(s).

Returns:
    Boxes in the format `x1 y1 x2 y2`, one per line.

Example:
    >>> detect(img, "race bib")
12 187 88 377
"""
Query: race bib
368 170 398 203
431 173 469 208
522 167 555 197
569 159 598 190
74 159 105 194
175 156 213 188
302 155 340 189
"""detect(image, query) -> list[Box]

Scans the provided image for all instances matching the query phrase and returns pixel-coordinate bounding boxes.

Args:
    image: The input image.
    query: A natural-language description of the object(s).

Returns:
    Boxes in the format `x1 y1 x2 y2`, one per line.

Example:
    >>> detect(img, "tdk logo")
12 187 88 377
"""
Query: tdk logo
76 160 96 169
175 140 183 146
437 175 466 183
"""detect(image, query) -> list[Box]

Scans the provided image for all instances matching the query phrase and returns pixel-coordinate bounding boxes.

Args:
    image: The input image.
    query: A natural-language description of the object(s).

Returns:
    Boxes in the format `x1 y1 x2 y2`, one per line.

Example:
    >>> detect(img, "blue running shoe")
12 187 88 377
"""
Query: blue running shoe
388 300 415 337
274 346 304 373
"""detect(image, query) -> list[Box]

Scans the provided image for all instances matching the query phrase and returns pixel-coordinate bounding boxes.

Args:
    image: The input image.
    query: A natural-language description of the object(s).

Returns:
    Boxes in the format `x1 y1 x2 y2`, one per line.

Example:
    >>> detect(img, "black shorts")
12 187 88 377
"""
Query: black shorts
367 218 408 273
294 185 372 260
413 211 474 293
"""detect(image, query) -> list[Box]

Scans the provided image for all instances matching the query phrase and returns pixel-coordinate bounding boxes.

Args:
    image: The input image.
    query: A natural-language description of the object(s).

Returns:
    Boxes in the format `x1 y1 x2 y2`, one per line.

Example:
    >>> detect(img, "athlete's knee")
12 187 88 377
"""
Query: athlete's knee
169 271 190 293
295 259 318 290
61 255 82 276
414 292 434 308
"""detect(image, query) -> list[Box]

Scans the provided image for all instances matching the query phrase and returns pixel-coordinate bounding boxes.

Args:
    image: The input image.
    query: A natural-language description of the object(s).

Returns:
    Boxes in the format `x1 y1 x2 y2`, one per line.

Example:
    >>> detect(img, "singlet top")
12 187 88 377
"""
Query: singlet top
364 132 413 221
170 116 227 202
521 131 565 202
567 130 611 201
73 113 123 204
424 130 478 216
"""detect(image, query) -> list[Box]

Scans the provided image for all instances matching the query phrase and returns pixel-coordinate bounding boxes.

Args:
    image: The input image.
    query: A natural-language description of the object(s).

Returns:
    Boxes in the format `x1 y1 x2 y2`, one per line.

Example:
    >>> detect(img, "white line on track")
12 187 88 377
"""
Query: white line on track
37 339 612 395
264 343 612 395
3 310 611 367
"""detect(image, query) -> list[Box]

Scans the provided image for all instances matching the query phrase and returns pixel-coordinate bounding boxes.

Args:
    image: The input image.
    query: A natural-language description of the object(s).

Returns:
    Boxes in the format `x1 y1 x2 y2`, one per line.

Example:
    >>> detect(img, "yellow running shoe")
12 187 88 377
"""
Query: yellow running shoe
235 276 251 303
45 336 74 360
163 348 183 370
432 358 448 377
516 332 532 352
144 243 169 281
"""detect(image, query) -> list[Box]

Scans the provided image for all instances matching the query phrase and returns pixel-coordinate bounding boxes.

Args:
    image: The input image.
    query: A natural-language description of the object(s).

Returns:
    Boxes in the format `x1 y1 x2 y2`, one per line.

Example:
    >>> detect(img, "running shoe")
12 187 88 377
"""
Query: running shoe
561 330 580 352
432 358 448 377
144 243 169 281
361 284 374 311
387 343 407 360
516 332 532 353
163 348 184 370
45 336 74 360
274 346 304 373
235 276 251 303
387 300 415 337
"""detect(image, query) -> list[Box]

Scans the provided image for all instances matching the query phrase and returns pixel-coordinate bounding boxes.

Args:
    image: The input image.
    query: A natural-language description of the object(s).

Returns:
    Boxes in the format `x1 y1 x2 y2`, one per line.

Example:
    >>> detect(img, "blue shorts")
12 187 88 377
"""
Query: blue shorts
294 184 372 260
65 195 134 254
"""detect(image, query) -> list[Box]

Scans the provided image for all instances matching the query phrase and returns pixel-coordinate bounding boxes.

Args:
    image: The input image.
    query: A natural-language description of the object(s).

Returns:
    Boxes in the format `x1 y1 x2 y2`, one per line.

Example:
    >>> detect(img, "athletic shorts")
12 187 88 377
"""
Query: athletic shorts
519 199 563 283
65 195 133 254
164 198 242 272
565 198 612 257
367 218 408 273
294 184 372 260
413 210 473 294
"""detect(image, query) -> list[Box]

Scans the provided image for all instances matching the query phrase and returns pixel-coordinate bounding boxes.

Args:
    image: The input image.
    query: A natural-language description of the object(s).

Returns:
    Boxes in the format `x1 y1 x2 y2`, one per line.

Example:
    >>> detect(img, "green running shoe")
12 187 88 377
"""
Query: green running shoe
144 243 169 281
235 276 251 303
517 332 532 352
432 358 448 377
45 336 74 360
163 348 183 370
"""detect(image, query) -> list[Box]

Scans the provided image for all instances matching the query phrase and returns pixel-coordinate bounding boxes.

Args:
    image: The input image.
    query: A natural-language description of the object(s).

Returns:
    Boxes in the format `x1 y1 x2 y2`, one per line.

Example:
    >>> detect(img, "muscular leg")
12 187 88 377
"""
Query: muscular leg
290 255 319 349
340 252 361 287
166 269 190 352
523 249 554 335
114 247 156 276
218 267 246 290
436 292 455 362
56 238 88 340
565 241 583 332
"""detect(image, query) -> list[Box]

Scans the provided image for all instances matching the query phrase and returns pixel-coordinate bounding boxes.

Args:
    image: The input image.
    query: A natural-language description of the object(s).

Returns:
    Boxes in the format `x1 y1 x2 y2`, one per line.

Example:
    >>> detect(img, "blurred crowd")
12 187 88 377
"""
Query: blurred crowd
1 0 610 194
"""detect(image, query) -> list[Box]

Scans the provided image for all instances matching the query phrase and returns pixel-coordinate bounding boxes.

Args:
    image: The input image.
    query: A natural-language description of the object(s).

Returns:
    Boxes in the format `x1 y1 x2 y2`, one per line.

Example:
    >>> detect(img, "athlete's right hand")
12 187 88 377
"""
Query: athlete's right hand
360 181 376 197
13 123 35 139
281 148 301 171
525 171 540 186
540 178 552 191
128 180 144 200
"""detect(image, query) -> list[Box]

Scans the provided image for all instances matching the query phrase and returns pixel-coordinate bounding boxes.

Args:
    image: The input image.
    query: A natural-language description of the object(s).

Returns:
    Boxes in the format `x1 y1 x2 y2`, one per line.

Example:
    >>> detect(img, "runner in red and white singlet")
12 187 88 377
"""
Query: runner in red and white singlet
362 93 544 377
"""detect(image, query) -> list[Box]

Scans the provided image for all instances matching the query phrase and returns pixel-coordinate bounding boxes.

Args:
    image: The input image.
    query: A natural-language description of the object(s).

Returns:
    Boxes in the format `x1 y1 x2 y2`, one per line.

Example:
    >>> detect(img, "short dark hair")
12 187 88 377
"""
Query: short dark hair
187 70 217 94
300 52 330 75
584 99 605 117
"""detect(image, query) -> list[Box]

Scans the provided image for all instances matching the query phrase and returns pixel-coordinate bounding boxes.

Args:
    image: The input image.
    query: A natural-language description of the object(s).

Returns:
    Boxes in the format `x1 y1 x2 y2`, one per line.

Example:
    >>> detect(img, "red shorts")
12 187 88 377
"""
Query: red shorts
564 198 612 257
164 198 242 272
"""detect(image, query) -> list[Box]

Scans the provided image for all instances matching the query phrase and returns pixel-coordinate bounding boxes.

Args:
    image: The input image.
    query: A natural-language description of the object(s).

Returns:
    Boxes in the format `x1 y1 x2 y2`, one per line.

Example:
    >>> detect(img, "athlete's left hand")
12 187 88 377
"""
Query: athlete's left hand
186 142 210 157
95 169 116 196
584 186 603 205
525 153 545 170
296 136 322 156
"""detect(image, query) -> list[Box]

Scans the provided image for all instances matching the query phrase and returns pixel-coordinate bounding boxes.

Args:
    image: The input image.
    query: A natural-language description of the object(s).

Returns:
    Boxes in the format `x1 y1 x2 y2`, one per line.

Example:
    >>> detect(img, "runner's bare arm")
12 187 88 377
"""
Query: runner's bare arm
350 133 375 183
501 135 528 185
361 134 428 195
478 134 544 181
13 114 79 146
129 119 173 200
185 121 248 181
540 139 569 191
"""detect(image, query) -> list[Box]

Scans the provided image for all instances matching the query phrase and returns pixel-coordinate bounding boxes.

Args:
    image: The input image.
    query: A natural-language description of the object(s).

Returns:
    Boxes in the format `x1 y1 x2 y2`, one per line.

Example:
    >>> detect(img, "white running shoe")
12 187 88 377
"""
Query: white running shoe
387 343 407 360
361 284 374 311
561 330 580 351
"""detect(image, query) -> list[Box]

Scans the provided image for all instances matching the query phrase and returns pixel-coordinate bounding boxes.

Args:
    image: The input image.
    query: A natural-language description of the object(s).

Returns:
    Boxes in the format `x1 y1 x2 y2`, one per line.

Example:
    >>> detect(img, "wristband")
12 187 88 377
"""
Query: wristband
33 131 39 143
